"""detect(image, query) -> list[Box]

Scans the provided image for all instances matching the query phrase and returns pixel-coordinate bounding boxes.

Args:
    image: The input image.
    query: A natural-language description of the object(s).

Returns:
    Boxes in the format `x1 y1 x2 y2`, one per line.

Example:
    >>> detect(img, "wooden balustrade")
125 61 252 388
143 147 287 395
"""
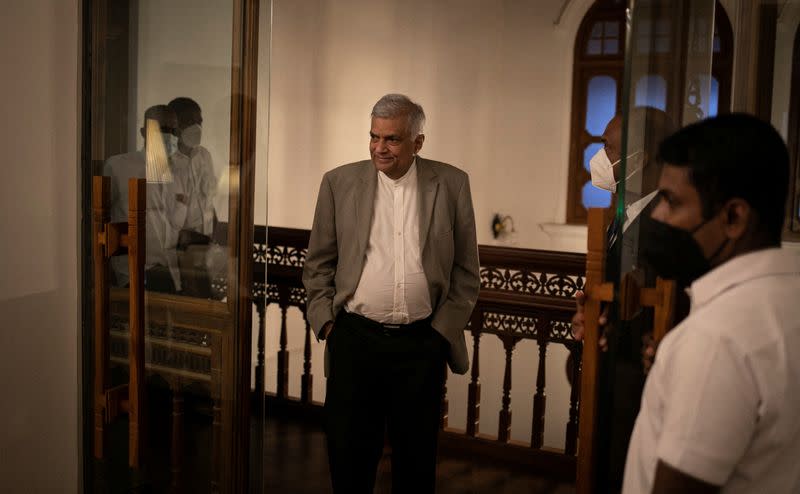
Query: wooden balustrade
244 226 587 480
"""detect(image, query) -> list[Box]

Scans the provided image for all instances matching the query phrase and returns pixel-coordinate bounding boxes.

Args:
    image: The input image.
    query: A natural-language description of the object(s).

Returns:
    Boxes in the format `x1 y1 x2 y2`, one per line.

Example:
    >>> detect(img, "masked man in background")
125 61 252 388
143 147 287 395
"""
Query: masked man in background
167 97 218 298
103 104 182 293
572 106 678 492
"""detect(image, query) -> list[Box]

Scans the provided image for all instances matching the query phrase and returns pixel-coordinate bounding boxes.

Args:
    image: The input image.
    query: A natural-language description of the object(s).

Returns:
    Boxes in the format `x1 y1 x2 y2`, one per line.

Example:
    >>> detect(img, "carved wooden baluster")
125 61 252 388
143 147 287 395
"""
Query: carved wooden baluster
171 390 184 494
92 176 110 460
277 306 289 399
301 315 313 404
466 311 483 437
277 287 289 399
531 318 550 449
565 342 582 456
254 299 266 401
498 335 518 443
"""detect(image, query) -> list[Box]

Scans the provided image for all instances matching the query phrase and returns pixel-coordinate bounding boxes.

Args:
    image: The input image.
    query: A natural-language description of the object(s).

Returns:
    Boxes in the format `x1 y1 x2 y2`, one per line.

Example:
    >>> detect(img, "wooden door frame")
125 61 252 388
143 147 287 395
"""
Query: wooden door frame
786 22 800 241
81 0 262 491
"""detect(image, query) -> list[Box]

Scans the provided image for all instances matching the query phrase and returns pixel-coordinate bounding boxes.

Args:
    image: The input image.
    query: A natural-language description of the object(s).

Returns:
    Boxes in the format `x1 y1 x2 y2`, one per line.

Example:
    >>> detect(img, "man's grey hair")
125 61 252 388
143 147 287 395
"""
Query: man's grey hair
371 94 426 137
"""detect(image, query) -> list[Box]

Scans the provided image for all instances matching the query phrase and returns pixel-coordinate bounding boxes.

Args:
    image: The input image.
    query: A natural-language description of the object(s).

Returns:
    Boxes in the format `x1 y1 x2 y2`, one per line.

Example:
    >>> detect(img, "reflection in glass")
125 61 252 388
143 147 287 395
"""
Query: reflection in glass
88 0 264 491
634 74 667 110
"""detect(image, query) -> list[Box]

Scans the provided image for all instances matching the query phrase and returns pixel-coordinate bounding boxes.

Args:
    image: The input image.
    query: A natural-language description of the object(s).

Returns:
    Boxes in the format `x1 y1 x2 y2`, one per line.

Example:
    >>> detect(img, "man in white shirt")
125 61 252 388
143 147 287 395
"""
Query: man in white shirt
167 97 217 298
303 94 480 493
623 113 799 493
103 104 182 293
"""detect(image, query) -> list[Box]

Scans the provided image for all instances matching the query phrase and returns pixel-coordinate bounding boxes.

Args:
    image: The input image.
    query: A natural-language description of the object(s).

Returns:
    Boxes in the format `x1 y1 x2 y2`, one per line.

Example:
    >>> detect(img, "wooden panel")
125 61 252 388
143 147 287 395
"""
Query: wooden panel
224 0 261 490
755 4 778 122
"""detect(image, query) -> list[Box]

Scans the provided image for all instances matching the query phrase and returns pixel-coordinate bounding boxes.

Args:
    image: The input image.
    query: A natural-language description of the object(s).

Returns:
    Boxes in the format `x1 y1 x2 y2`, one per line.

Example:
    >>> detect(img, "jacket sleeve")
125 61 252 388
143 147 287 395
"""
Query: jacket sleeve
302 173 338 338
431 174 480 341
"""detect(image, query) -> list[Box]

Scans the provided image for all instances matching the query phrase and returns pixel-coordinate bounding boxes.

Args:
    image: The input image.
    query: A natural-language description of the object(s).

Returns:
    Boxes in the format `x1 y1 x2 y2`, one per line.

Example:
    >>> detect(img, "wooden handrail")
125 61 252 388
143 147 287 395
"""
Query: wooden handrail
241 224 587 480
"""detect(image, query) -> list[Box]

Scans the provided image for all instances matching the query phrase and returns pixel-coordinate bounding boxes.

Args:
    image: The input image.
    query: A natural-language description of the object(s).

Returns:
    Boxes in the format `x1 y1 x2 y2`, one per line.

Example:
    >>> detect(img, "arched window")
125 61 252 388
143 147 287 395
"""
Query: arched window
566 0 733 224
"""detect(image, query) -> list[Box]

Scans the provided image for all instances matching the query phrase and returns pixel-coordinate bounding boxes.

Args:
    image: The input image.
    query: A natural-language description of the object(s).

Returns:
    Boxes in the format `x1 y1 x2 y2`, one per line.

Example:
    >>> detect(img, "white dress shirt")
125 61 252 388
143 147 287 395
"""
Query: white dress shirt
103 150 181 289
623 247 800 493
169 146 217 235
346 160 432 324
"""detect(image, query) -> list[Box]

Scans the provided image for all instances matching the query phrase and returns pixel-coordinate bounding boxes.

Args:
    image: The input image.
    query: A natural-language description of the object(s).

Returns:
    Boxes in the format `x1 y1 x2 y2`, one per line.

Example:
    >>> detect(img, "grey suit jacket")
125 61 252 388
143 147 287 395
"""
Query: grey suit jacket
302 157 480 375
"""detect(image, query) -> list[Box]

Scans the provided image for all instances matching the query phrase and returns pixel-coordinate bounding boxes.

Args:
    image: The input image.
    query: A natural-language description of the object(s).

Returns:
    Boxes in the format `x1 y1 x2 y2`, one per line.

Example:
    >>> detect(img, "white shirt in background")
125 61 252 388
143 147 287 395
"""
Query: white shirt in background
623 247 800 493
103 150 181 290
346 160 432 324
169 146 217 236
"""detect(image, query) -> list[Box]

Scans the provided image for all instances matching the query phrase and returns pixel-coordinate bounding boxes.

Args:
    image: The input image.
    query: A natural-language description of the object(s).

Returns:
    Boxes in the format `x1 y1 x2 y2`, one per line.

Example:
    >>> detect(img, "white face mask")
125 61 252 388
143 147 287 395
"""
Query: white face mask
180 123 202 149
162 132 178 157
589 148 645 193
589 148 618 192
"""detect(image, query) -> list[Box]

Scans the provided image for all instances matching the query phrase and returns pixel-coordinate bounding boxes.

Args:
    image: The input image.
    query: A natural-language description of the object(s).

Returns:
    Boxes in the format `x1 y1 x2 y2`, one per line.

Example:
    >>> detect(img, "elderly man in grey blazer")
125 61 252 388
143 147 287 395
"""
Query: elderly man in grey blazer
303 93 480 493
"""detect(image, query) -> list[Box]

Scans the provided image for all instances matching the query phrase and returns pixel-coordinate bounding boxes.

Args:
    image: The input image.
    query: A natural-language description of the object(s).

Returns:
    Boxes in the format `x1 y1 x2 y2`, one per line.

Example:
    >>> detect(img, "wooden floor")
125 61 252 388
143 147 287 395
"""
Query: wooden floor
264 414 575 494
94 390 575 493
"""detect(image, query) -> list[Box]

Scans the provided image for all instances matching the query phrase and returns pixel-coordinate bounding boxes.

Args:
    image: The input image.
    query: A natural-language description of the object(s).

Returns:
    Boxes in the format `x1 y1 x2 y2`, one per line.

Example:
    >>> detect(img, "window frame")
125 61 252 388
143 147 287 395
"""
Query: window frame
566 0 733 224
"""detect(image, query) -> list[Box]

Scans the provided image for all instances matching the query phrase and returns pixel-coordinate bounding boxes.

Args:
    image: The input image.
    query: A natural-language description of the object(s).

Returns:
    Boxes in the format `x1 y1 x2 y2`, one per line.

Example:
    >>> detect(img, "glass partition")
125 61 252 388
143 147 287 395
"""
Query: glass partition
592 0 718 490
85 1 265 492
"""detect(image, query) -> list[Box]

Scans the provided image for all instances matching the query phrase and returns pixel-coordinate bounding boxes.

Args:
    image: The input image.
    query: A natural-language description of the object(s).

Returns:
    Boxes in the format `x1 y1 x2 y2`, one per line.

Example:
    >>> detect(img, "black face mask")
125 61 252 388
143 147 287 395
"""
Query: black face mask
639 214 728 287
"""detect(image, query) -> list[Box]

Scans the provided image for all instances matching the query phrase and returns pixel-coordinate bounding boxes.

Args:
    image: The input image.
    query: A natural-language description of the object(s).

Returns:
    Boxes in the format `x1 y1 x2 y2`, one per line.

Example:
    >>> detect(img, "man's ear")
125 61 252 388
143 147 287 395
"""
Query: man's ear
721 198 751 241
414 134 425 155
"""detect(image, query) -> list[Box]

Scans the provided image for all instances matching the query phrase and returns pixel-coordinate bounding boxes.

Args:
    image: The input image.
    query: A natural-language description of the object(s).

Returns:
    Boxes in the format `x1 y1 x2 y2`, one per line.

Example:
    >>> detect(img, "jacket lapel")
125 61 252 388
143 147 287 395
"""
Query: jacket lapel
354 162 377 255
417 158 439 252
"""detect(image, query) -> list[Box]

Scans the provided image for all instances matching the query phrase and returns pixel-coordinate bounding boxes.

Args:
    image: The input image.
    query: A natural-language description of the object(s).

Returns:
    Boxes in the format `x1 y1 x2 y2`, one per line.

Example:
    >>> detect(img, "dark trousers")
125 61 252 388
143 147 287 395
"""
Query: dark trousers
325 311 448 494
144 265 176 294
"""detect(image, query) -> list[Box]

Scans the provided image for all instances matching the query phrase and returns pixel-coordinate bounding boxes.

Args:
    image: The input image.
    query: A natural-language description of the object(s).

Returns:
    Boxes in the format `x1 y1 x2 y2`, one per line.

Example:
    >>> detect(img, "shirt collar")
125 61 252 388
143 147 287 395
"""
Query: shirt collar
623 190 658 232
688 247 800 309
378 158 417 186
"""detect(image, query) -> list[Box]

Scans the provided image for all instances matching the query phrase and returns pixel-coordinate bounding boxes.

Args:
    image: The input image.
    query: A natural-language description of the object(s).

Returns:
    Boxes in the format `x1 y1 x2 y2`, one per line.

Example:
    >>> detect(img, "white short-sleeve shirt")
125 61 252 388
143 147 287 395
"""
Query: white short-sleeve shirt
623 248 800 493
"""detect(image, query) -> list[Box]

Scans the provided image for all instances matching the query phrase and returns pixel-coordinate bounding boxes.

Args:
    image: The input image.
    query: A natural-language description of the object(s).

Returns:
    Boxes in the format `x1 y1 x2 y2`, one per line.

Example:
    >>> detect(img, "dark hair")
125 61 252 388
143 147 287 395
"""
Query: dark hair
168 97 202 118
143 104 174 126
657 113 789 245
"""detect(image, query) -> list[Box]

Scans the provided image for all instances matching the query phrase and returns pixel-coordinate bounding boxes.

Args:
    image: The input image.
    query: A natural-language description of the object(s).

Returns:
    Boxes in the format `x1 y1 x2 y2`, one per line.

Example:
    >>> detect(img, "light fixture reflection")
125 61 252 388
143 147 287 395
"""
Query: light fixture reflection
145 118 173 184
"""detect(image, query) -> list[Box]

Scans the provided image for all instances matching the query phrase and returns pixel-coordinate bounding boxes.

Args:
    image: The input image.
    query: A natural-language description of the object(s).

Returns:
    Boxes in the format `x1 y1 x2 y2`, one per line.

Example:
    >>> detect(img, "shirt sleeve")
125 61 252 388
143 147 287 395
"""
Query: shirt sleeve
656 327 760 486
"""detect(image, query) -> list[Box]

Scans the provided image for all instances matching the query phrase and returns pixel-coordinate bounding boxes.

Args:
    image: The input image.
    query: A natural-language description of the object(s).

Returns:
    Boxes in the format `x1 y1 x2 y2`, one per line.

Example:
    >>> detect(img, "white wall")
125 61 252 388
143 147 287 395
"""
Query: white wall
0 1 80 492
266 0 596 253
262 0 597 449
